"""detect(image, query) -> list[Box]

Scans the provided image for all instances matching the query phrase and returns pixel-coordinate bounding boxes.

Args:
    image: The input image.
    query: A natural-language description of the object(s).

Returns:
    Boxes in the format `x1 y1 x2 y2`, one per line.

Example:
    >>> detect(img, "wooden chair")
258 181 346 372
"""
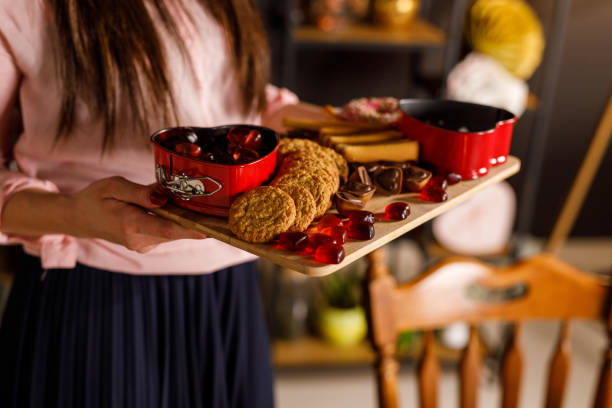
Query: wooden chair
366 249 612 408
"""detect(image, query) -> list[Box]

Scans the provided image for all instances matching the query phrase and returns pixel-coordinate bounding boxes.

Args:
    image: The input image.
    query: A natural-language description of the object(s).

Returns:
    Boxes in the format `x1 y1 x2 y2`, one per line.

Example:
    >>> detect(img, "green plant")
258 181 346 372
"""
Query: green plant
319 269 364 309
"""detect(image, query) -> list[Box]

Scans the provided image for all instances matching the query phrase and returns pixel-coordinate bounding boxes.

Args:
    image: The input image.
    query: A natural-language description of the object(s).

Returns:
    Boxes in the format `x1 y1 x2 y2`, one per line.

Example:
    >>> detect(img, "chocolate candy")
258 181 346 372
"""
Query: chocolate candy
344 181 376 200
335 191 367 213
379 161 412 170
348 166 374 186
336 165 377 213
372 166 403 195
350 162 380 175
403 165 432 193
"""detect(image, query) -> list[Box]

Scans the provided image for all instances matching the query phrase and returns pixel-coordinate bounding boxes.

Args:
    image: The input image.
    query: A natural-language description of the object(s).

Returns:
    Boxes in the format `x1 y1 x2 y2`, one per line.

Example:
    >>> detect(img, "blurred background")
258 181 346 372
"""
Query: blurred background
255 0 612 406
0 0 610 407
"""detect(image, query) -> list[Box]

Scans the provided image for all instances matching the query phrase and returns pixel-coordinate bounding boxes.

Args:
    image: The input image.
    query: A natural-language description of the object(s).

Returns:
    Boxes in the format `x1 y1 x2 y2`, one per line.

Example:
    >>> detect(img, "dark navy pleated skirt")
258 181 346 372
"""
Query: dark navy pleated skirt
0 250 274 408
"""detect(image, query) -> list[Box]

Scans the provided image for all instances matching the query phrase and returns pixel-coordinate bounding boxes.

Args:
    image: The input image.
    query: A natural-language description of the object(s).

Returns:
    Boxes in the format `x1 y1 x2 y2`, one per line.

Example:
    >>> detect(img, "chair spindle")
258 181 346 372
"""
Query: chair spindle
377 344 399 408
502 323 523 408
419 330 440 408
460 325 481 408
594 329 612 408
545 321 571 408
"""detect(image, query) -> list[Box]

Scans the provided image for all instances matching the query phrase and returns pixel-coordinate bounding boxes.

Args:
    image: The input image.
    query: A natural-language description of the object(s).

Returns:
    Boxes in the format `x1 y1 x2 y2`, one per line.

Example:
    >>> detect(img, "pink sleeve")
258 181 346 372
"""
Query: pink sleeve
0 31 65 251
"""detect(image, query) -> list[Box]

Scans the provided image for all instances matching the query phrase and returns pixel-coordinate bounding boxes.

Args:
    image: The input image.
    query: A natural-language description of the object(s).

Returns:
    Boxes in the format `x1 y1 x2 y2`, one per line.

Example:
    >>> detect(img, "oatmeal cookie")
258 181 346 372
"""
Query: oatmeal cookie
278 138 320 158
272 172 334 217
229 186 296 243
276 184 317 232
279 138 348 182
278 153 340 192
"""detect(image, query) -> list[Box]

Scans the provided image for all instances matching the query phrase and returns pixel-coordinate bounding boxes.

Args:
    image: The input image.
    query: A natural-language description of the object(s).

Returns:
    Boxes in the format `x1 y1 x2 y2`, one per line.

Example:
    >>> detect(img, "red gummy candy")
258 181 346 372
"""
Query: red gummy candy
305 233 337 254
344 210 375 224
347 220 375 240
385 202 410 220
320 226 347 245
314 244 345 264
420 185 448 202
446 172 462 185
175 142 202 158
429 175 448 190
276 232 309 251
318 214 343 228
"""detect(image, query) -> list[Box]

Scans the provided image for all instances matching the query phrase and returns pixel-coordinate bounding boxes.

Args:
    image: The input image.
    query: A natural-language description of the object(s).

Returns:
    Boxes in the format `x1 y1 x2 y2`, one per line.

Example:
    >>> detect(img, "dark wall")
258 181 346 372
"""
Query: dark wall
528 0 612 236
262 0 612 237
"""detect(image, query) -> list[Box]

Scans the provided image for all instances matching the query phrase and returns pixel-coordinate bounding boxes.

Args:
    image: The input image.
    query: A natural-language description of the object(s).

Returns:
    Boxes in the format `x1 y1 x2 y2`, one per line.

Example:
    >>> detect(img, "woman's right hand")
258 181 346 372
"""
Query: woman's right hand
1 176 206 253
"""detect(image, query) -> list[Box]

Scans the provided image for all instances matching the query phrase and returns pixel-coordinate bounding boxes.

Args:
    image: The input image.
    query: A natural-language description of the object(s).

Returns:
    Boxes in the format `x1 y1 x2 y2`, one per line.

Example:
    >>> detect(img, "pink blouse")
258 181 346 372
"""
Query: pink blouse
0 1 298 274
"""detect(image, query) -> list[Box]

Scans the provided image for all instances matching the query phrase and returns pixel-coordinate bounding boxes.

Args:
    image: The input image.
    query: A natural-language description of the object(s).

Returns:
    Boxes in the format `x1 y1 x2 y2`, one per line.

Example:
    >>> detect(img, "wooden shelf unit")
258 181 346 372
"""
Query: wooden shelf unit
272 335 487 368
293 19 446 48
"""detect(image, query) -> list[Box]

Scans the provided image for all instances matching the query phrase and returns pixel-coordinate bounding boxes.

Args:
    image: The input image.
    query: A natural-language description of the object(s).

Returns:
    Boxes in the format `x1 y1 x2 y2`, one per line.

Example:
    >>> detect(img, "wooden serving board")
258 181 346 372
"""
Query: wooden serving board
152 156 520 277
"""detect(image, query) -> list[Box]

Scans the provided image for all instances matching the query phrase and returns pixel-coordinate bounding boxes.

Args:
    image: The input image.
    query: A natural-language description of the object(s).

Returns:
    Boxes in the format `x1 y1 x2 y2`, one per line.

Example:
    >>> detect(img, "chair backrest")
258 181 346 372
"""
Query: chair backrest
366 249 612 408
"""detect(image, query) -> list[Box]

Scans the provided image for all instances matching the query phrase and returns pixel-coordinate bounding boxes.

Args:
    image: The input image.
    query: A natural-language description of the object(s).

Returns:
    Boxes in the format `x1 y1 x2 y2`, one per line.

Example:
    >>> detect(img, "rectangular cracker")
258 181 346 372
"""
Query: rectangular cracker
337 139 419 162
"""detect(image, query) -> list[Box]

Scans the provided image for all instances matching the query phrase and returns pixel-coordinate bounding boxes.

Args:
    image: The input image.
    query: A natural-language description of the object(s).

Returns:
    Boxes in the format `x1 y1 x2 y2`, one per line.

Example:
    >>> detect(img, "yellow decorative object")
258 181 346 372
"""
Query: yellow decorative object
374 0 420 28
319 306 367 347
468 0 545 79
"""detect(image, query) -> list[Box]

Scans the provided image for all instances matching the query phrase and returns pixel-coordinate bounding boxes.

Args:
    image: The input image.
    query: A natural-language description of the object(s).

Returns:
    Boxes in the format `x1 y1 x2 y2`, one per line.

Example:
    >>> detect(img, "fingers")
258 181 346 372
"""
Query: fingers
100 176 169 209
123 206 206 242
135 244 159 254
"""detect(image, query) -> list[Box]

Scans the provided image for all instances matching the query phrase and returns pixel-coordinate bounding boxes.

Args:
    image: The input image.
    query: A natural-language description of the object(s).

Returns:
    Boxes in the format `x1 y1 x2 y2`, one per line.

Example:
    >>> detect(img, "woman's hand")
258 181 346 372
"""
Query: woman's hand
261 102 329 133
1 176 206 253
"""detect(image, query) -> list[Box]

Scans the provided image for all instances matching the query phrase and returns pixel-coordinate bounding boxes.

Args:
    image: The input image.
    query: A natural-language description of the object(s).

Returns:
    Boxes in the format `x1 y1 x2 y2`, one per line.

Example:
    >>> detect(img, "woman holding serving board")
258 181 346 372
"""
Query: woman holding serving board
0 1 300 406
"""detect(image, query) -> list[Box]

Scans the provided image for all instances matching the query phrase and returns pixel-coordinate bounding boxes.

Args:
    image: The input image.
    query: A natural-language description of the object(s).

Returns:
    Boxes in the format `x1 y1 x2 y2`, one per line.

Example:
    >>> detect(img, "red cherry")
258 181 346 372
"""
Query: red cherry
385 202 410 220
314 244 345 264
175 142 202 158
227 127 251 145
242 130 262 150
232 148 260 164
201 152 215 162
346 220 375 240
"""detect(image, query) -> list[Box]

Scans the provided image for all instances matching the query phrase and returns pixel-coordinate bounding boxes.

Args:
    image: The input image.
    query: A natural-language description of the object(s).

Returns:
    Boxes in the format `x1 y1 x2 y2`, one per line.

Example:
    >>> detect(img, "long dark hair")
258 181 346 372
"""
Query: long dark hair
49 0 270 151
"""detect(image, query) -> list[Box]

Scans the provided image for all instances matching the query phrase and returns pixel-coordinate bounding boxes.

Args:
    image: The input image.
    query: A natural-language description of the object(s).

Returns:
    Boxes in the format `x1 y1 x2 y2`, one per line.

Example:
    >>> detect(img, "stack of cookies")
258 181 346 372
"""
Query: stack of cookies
228 138 348 243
